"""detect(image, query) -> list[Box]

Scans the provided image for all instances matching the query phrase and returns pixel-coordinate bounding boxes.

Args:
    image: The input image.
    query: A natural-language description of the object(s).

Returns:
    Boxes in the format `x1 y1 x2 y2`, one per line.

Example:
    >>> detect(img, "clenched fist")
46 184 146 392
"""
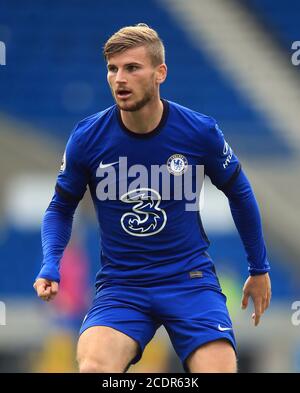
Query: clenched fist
33 278 59 302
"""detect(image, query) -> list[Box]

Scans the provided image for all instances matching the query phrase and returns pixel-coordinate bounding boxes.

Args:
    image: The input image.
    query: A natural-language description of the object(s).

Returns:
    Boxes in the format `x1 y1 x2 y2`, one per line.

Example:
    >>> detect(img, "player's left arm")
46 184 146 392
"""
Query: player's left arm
221 169 271 326
203 118 271 326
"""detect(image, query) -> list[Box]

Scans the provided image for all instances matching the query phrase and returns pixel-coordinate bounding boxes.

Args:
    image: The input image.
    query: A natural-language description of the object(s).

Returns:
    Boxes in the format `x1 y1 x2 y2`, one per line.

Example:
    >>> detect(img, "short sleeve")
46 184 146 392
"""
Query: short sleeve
204 119 241 190
55 129 89 201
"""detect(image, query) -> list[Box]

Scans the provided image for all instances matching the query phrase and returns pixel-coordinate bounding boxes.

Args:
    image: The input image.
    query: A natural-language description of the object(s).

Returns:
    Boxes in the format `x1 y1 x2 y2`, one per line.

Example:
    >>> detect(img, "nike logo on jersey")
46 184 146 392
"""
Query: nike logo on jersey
217 324 232 331
99 160 119 169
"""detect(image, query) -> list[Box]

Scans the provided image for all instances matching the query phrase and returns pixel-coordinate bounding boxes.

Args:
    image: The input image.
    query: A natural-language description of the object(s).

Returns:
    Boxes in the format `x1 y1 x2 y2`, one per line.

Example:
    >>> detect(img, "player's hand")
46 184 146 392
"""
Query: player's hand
241 272 271 326
33 278 59 302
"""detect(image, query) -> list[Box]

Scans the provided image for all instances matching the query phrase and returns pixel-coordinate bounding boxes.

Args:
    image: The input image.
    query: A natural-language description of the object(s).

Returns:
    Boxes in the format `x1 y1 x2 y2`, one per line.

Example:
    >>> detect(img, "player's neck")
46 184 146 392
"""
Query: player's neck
120 97 164 134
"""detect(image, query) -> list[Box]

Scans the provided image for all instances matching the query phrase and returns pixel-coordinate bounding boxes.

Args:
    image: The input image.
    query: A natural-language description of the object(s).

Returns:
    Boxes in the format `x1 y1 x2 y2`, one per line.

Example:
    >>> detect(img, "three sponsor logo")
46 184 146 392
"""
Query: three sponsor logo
120 188 167 236
93 155 204 235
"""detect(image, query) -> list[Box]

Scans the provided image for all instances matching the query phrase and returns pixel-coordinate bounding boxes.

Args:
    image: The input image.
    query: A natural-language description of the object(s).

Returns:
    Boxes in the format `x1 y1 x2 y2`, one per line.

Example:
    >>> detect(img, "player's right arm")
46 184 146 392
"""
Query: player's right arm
33 278 59 302
33 127 89 301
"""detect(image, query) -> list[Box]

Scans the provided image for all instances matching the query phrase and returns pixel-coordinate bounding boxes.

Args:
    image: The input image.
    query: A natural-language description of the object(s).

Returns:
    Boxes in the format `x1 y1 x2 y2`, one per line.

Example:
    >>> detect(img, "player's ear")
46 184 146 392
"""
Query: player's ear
156 63 167 84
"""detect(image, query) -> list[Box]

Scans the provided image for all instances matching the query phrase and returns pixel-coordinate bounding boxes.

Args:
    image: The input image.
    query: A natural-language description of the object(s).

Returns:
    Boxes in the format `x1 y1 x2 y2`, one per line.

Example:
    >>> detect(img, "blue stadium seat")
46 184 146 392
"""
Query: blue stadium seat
246 0 300 46
0 0 292 157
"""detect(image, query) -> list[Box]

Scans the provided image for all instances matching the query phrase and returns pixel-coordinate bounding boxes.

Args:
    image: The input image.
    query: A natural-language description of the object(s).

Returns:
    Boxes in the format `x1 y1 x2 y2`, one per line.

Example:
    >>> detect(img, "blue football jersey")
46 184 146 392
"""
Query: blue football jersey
56 99 240 288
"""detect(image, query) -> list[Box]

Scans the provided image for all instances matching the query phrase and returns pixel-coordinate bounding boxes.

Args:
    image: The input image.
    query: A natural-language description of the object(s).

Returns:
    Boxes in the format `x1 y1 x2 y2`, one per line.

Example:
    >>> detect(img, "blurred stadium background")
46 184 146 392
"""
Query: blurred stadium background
0 0 300 373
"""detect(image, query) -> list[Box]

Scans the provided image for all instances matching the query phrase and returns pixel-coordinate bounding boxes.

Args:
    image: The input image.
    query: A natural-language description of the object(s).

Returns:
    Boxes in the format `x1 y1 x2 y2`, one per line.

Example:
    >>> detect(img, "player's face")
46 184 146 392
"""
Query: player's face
107 46 166 112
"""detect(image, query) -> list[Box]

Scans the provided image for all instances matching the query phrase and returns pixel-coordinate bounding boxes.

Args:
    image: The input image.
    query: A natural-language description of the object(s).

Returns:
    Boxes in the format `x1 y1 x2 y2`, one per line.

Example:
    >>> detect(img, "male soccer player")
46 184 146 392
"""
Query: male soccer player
34 23 271 373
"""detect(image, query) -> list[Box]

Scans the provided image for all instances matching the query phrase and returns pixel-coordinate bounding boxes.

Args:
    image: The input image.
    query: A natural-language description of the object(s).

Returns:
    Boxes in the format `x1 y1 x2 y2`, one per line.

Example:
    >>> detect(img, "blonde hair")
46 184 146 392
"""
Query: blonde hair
103 23 165 66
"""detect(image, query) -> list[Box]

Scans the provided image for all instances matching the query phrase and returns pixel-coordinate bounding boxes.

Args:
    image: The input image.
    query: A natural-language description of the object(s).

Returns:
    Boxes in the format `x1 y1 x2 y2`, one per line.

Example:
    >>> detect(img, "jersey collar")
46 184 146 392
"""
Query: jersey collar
116 99 169 138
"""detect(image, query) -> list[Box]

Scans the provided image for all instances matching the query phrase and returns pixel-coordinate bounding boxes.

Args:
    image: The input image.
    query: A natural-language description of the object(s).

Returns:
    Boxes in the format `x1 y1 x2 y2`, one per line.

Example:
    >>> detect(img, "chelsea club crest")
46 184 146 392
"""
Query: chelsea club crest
167 154 188 176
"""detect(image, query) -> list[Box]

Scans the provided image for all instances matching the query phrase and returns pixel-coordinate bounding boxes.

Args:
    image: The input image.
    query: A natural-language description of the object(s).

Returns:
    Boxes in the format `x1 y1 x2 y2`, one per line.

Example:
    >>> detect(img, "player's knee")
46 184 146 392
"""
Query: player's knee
78 357 117 373
186 339 237 373
77 351 129 373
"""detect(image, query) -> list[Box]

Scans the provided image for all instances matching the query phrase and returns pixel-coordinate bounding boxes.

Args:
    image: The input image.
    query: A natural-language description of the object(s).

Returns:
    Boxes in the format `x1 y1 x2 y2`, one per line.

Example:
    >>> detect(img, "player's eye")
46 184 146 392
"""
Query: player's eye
127 65 139 72
108 66 117 73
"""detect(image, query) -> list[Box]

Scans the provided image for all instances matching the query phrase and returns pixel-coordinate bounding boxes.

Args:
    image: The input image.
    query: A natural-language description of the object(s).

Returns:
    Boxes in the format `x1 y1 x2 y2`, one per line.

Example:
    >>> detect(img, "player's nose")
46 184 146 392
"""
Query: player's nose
115 69 127 84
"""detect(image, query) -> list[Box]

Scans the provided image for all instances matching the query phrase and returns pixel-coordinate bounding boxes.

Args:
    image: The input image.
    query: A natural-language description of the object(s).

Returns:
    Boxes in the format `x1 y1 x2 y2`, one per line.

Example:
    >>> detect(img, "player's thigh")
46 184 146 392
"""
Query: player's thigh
77 326 139 372
156 284 237 371
186 339 237 373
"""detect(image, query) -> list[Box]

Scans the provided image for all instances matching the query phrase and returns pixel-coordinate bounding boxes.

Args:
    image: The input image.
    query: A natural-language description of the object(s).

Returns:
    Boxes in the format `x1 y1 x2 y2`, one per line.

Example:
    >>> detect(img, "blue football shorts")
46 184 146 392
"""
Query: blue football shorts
79 276 236 371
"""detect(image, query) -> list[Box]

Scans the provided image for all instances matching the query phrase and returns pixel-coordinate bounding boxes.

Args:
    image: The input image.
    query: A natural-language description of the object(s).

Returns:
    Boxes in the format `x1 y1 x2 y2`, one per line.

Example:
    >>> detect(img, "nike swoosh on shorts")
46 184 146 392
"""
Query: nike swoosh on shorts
217 324 232 331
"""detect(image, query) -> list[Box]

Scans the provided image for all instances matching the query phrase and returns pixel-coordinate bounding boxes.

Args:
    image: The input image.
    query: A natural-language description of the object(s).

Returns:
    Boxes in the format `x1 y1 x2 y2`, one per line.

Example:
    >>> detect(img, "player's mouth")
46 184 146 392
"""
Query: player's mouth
116 89 132 99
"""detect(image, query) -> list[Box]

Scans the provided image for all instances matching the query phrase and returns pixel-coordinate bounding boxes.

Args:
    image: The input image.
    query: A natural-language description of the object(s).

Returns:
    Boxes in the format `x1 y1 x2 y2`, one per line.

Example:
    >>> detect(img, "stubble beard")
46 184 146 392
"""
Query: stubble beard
115 85 155 112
